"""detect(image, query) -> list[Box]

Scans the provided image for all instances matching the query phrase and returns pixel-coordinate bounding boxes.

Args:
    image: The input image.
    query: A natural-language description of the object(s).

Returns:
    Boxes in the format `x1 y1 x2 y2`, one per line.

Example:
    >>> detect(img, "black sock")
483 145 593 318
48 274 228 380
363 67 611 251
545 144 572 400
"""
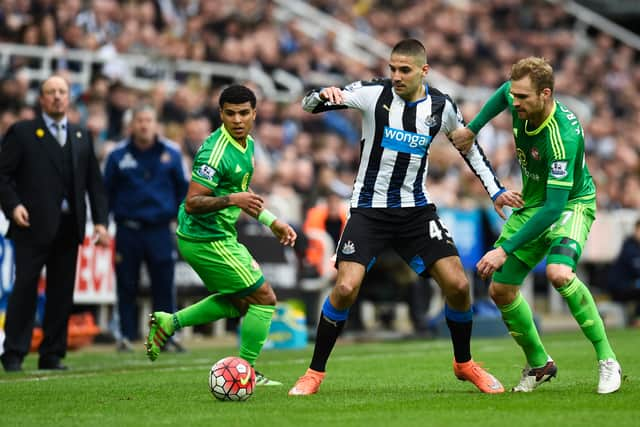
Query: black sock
446 318 472 363
309 313 346 372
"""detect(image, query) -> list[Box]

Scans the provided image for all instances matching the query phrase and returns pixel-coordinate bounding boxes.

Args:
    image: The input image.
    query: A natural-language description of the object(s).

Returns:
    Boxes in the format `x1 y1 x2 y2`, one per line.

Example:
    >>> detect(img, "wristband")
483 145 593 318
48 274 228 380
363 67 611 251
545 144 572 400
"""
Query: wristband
258 209 277 227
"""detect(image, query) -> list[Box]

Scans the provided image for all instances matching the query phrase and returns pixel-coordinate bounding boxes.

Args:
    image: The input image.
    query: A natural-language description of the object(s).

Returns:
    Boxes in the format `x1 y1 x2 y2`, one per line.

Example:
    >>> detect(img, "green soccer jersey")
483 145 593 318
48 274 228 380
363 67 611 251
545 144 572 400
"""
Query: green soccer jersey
468 81 595 208
177 125 255 241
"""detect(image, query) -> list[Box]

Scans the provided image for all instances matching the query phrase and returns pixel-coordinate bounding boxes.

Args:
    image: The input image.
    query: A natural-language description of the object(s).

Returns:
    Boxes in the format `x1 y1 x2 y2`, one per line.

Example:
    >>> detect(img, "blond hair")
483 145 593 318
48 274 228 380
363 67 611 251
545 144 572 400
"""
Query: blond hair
510 57 554 94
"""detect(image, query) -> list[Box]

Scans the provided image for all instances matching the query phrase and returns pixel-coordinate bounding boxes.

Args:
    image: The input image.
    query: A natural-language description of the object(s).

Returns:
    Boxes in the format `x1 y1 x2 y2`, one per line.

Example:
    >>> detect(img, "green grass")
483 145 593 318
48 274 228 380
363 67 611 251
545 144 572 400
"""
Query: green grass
0 329 637 427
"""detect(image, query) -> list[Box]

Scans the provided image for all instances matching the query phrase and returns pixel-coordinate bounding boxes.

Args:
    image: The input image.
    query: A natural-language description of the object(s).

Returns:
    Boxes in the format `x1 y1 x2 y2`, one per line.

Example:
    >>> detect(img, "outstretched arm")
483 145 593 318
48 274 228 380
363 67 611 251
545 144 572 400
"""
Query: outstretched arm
450 81 512 153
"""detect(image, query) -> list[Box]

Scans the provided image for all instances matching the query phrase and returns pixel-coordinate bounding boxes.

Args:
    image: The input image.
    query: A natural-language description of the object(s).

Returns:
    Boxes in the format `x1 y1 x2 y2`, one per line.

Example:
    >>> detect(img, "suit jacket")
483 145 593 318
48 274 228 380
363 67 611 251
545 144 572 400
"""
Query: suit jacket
0 116 108 247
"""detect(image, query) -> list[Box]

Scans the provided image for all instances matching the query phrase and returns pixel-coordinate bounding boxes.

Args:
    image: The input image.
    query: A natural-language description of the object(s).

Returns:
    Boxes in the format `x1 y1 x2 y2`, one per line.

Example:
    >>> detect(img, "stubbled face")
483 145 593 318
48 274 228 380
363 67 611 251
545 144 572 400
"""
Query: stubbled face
40 76 69 120
220 101 256 142
388 53 428 101
510 76 548 120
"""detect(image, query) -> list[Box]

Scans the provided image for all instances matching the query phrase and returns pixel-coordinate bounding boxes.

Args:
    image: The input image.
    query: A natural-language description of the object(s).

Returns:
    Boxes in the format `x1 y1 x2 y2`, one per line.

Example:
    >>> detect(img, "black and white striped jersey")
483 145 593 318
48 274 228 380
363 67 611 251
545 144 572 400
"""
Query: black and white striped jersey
302 78 505 209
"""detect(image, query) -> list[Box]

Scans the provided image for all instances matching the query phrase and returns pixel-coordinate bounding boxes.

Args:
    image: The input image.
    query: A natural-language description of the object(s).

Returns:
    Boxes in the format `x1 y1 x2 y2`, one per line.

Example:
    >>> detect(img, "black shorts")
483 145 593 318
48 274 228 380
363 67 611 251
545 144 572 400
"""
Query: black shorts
335 205 459 276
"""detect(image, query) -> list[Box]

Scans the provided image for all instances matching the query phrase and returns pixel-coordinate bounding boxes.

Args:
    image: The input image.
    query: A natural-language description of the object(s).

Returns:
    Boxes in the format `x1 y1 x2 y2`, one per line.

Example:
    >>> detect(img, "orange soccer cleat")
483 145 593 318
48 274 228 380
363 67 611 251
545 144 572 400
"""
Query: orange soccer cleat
288 368 326 396
453 359 505 394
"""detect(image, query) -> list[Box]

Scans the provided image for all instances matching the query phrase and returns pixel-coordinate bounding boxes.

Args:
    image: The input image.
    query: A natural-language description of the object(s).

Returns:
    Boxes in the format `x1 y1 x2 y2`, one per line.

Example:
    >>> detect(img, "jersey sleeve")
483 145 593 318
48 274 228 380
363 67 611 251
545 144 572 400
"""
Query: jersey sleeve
467 81 511 134
442 96 506 200
301 80 382 113
190 143 222 191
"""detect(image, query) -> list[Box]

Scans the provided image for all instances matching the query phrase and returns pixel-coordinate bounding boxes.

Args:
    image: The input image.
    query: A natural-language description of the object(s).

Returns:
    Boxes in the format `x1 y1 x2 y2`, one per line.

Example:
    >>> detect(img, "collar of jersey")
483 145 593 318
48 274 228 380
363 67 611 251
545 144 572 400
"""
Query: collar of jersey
397 84 429 108
221 125 250 153
525 101 557 136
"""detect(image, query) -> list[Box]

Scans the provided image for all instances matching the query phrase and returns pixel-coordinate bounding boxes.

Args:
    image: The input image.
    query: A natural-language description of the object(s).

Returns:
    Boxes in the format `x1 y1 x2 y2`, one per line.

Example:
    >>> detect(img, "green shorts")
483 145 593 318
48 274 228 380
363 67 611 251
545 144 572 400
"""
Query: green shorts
493 199 595 285
177 237 265 297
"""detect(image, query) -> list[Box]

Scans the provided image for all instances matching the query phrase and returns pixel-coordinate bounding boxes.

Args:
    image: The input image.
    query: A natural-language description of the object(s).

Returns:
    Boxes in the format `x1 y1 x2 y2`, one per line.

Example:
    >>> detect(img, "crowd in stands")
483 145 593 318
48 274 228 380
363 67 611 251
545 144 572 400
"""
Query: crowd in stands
1 0 639 249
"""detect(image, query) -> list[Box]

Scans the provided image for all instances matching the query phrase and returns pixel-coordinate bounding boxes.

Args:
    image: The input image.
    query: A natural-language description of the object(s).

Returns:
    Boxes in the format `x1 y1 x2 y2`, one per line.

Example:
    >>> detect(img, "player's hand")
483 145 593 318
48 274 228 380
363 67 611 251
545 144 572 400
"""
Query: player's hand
319 86 344 105
231 192 264 217
92 224 110 246
476 247 508 280
449 127 476 153
493 190 524 220
270 219 297 247
12 204 30 227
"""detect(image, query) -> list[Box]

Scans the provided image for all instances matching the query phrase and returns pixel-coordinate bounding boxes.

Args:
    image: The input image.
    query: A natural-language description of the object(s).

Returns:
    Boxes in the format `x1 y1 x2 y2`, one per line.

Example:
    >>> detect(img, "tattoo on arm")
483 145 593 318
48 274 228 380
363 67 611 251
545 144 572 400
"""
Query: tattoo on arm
187 195 231 214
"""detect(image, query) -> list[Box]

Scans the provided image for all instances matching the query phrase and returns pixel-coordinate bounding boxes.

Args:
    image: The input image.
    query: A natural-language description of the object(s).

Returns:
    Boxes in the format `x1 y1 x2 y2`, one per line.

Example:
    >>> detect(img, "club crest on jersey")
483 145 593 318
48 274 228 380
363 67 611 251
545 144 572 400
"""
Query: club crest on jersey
531 147 540 160
550 160 568 179
197 164 216 181
381 126 432 156
341 240 356 255
424 115 438 127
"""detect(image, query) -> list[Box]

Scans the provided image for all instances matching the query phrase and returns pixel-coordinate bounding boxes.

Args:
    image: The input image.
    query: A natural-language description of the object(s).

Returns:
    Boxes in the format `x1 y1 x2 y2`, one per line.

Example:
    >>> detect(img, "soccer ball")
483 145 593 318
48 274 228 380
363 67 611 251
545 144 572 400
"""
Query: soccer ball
209 356 255 401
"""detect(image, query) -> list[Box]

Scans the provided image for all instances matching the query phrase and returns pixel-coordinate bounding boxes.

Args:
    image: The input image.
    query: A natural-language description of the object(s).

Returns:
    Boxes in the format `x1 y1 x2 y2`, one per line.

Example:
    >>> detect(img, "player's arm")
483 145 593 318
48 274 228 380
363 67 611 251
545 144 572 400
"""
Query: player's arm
443 96 523 217
184 180 263 215
499 187 569 254
450 81 512 152
301 80 378 113
243 188 297 247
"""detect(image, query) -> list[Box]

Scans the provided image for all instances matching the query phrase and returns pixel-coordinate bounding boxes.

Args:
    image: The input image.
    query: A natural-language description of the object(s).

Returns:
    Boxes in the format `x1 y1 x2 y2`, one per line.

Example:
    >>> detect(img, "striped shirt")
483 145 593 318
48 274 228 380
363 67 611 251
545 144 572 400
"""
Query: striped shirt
302 78 505 209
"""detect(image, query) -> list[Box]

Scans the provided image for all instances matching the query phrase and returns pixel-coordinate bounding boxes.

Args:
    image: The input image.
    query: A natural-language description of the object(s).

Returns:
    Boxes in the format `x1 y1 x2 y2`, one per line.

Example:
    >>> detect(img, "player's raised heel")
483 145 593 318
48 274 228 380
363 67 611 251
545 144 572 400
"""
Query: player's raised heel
453 359 504 394
145 312 175 362
288 368 326 396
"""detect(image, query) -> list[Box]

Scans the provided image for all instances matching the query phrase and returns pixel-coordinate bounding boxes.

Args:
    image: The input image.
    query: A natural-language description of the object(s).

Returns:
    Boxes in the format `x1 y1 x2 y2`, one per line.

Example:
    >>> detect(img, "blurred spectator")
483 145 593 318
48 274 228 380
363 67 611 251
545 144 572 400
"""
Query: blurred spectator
103 104 188 351
608 219 640 327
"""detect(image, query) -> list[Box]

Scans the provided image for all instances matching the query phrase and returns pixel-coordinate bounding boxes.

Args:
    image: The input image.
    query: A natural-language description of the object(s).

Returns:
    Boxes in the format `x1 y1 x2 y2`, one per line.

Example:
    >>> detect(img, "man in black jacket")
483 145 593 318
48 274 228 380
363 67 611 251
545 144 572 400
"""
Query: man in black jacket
609 219 640 327
0 75 109 372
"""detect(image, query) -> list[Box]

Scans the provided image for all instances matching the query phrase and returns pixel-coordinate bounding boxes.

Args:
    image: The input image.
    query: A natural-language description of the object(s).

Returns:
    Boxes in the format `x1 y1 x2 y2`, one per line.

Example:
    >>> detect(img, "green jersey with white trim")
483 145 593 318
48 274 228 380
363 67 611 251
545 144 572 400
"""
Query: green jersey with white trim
177 125 255 241
475 81 595 208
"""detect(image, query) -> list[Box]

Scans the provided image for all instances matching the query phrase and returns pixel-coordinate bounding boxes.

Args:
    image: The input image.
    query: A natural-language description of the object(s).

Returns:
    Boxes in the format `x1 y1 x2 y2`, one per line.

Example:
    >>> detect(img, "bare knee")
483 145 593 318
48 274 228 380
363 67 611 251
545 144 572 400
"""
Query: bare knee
489 282 519 306
332 280 360 306
243 282 277 306
546 264 574 289
440 276 470 308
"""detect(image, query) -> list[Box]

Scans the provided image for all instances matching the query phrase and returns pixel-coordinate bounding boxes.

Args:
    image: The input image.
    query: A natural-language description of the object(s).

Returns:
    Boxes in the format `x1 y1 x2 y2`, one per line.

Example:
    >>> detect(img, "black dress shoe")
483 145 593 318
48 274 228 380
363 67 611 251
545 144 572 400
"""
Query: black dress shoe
1 357 23 372
38 359 68 370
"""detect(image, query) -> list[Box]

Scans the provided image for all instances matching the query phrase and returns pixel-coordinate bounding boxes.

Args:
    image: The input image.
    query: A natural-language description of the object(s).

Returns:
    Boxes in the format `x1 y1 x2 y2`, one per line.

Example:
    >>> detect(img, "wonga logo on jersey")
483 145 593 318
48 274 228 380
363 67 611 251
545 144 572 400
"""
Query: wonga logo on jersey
381 126 432 156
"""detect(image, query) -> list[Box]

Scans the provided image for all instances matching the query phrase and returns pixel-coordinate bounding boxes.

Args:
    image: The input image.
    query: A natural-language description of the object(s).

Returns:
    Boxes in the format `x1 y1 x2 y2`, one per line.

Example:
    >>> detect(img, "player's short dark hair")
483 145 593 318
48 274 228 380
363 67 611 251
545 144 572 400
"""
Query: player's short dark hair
219 84 256 109
391 39 427 64
511 57 554 94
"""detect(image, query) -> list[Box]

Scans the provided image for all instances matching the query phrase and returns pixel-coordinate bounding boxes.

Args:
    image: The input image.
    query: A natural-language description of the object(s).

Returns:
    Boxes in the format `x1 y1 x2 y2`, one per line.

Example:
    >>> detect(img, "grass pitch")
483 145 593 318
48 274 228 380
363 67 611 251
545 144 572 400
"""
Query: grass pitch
0 328 637 427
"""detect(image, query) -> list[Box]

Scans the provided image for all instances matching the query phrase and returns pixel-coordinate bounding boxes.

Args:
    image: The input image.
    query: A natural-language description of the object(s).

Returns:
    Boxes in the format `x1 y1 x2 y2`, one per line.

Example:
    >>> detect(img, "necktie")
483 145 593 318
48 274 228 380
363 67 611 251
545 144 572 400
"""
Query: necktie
55 122 65 147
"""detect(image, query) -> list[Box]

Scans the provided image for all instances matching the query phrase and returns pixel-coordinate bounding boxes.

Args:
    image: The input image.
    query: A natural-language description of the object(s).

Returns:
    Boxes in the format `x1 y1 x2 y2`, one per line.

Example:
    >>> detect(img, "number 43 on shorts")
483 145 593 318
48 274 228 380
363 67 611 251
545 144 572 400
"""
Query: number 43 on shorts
428 219 452 241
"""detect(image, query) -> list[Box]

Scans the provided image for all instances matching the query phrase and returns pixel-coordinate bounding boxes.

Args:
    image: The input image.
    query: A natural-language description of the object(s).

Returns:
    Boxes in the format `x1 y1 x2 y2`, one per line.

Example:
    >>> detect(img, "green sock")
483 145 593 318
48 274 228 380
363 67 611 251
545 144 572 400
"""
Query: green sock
557 277 616 361
175 294 240 328
239 304 276 366
499 293 549 368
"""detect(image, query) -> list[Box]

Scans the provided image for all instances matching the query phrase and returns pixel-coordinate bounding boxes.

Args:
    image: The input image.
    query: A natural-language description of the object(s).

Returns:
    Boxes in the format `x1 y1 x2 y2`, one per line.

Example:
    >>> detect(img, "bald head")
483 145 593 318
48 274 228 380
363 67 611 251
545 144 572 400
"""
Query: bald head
39 75 70 121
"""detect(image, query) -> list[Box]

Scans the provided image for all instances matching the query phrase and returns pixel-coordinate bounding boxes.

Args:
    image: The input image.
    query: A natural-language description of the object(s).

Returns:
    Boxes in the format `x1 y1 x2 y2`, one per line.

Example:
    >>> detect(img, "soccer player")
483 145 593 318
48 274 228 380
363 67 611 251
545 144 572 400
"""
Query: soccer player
145 84 297 386
289 39 524 396
450 57 622 394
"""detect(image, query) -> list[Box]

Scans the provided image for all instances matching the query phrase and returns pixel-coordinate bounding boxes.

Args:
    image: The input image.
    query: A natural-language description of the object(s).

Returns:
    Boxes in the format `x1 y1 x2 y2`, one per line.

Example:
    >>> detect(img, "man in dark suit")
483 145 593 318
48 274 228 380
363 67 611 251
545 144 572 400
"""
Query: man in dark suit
0 75 109 372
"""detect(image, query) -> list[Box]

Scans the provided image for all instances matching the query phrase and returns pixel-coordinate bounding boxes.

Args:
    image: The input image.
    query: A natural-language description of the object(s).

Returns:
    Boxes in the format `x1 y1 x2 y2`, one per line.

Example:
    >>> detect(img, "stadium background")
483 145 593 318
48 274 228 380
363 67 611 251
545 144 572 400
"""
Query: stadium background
0 0 639 342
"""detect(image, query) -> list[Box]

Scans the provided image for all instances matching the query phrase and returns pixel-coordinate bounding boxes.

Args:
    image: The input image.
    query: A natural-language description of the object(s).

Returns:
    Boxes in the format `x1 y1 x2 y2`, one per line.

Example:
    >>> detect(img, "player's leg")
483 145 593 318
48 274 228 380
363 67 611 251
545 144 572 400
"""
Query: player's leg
233 281 279 385
288 261 367 395
145 238 257 361
546 201 620 393
429 256 503 393
289 210 380 396
490 208 555 391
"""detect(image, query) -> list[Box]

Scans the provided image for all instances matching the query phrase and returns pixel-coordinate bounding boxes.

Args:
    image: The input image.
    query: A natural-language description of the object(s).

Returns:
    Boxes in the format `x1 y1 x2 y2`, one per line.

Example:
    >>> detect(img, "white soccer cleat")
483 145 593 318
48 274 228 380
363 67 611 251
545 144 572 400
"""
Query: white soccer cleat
512 360 558 392
597 358 621 394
